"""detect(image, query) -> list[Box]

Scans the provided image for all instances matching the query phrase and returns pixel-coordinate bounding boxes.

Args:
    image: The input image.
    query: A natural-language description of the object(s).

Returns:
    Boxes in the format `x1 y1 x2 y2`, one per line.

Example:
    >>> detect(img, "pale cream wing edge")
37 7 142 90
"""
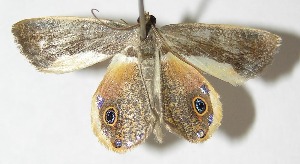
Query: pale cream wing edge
159 23 281 85
12 17 139 73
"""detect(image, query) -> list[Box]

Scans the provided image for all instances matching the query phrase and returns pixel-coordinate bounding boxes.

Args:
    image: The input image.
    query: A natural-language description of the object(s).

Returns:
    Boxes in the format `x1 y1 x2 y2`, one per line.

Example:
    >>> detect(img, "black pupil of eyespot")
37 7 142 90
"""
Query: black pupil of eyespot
105 109 116 124
194 98 206 114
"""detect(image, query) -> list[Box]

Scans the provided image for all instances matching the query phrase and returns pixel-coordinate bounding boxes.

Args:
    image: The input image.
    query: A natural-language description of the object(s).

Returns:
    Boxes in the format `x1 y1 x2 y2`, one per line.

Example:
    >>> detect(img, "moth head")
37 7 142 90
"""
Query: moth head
137 13 156 26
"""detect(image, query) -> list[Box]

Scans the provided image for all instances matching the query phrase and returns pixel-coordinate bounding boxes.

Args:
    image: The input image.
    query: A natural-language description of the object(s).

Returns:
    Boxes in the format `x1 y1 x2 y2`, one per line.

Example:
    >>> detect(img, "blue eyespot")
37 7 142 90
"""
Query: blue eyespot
96 95 104 109
114 139 122 148
200 84 209 95
104 107 117 125
193 97 207 115
208 114 213 126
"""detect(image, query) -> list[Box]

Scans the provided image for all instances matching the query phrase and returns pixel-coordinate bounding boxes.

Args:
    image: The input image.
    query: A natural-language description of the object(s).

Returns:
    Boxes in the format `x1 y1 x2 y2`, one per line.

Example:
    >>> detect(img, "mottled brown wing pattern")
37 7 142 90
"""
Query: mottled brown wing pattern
160 52 222 142
12 17 139 73
160 24 281 85
91 51 155 153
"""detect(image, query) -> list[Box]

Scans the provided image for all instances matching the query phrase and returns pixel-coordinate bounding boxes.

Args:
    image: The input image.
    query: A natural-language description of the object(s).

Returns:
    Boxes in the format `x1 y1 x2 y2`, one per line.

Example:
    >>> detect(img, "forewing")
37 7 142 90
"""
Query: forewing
91 49 154 153
161 52 222 142
12 17 139 73
160 23 281 85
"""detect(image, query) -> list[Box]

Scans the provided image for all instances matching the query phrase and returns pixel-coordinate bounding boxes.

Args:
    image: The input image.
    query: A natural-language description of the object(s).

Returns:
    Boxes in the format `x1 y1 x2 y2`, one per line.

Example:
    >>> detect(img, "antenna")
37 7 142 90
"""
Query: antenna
138 0 146 40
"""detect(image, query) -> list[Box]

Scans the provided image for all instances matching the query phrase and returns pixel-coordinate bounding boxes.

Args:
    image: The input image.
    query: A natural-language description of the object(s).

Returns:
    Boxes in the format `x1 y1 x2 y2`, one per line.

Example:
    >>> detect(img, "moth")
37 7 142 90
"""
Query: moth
12 6 281 153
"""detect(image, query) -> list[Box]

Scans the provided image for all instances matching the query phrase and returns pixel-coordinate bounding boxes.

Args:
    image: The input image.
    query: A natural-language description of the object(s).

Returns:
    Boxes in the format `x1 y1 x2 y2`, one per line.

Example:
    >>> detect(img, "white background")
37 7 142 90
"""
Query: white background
1 0 300 163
